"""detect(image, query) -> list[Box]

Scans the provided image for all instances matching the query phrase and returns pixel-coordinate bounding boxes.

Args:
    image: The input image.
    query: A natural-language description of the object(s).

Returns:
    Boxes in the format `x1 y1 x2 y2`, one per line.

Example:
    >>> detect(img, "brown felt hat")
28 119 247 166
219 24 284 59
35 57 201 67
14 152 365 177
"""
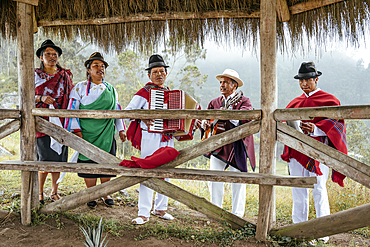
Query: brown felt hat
84 52 109 68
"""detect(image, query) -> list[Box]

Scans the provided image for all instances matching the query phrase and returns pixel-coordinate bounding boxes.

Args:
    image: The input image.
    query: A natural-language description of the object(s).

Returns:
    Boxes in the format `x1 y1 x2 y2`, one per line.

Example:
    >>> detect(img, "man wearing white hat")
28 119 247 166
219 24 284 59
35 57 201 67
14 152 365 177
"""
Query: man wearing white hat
197 69 256 218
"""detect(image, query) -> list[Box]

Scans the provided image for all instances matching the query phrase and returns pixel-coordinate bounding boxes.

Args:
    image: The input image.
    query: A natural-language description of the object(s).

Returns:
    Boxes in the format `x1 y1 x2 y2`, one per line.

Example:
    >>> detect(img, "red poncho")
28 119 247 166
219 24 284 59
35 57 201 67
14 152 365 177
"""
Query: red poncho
281 90 347 186
35 68 74 138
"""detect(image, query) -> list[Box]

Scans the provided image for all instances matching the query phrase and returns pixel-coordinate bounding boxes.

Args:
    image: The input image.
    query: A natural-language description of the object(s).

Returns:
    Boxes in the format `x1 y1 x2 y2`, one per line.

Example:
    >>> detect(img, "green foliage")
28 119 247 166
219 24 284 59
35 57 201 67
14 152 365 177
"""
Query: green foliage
135 220 256 247
346 119 370 164
80 217 109 247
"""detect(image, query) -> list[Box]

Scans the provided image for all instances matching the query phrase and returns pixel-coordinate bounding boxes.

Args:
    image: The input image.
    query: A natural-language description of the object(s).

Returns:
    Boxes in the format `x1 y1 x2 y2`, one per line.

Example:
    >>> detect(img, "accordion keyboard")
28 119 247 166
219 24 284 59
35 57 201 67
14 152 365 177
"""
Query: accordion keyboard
149 90 166 132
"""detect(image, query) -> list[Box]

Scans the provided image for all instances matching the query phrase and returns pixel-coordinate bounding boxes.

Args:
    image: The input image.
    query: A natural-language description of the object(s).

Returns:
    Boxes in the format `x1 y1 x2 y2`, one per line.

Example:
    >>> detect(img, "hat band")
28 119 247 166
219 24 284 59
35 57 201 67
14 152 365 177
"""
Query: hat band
298 72 318 78
148 61 167 68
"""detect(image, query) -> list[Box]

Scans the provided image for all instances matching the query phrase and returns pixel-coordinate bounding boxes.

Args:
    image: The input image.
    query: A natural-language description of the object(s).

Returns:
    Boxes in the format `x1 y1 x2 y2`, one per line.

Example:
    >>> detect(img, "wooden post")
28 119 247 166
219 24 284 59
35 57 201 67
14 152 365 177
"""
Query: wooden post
17 1 38 225
256 0 277 240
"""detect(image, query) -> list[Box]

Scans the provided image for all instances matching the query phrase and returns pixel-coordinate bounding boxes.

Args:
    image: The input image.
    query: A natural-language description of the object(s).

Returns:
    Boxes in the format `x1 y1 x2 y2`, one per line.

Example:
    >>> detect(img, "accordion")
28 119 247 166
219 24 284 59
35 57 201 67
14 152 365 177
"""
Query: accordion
148 89 200 141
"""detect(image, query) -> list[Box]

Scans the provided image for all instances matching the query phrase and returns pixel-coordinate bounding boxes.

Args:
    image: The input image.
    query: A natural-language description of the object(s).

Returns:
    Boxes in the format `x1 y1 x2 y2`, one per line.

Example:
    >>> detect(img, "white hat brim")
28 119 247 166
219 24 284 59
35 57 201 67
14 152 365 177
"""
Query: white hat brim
216 74 244 87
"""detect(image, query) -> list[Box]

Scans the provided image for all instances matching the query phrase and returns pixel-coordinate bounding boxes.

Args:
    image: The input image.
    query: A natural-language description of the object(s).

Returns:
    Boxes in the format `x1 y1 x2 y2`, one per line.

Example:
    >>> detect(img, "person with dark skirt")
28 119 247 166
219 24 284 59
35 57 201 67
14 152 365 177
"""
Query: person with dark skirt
65 52 126 209
35 40 74 204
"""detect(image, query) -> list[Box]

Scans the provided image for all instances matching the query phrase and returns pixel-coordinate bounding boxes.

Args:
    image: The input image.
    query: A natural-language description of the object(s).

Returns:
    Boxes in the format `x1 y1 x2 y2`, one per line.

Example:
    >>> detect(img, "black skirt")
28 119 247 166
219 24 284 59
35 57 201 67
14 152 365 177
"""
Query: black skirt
77 139 117 179
37 135 68 162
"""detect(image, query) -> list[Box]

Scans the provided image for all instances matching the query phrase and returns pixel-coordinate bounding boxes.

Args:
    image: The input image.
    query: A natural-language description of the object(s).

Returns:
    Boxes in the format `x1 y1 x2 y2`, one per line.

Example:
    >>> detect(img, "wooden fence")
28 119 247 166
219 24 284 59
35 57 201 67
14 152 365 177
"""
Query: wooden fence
0 104 370 241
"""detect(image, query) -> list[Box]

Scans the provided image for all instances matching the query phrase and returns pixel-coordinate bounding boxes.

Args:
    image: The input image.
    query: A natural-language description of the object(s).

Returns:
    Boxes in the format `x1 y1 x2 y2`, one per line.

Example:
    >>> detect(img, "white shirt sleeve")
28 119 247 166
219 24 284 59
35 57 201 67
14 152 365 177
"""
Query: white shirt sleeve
124 95 147 120
310 125 327 137
229 119 239 126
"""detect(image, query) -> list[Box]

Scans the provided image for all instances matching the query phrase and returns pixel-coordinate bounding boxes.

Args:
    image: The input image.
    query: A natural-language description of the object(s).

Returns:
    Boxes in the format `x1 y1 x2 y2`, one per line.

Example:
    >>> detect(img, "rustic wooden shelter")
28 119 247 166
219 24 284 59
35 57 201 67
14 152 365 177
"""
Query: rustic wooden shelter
0 0 370 242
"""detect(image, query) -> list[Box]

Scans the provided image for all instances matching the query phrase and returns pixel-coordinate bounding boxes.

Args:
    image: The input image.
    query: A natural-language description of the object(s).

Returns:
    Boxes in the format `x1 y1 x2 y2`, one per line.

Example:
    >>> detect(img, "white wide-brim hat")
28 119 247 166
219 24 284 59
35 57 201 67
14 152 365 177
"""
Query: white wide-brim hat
216 69 244 87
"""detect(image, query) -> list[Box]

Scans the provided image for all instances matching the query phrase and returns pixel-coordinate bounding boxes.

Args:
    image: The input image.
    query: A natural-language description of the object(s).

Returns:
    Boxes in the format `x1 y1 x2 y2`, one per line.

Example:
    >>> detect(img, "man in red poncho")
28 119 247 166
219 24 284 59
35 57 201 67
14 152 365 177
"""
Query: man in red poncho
281 62 347 243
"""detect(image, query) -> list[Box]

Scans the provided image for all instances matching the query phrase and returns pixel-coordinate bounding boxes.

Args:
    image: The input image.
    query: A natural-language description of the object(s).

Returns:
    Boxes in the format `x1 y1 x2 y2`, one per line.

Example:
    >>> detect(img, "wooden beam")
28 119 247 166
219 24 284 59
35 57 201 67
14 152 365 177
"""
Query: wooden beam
271 202 370 240
277 122 370 188
17 1 38 225
256 0 277 240
35 117 121 164
0 120 20 140
276 0 290 22
0 160 316 188
142 178 253 229
37 10 260 27
13 0 38 6
0 109 20 120
274 105 370 121
32 108 262 121
290 0 345 15
163 120 261 168
40 120 261 213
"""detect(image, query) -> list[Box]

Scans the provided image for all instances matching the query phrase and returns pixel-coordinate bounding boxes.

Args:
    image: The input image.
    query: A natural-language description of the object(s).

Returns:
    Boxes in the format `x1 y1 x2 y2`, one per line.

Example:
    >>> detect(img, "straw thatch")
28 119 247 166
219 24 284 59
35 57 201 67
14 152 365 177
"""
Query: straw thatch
1 0 370 52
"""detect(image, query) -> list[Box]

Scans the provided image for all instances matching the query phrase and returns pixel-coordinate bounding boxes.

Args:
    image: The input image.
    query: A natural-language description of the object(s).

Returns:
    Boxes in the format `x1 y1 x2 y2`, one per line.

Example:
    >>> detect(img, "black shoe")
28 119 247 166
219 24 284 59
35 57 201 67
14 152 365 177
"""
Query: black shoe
103 198 114 207
87 200 97 209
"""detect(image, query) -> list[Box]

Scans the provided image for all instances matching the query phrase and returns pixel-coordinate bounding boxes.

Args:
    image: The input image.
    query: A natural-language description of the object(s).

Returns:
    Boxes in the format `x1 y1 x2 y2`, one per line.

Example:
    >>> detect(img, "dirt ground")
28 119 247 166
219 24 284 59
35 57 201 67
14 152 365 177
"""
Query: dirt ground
0 201 369 247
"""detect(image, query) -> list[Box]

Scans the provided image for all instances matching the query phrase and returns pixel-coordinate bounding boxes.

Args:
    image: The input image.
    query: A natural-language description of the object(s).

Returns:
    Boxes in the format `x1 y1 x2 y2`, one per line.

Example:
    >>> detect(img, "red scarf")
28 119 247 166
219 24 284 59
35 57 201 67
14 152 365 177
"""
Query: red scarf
35 68 74 138
281 90 347 186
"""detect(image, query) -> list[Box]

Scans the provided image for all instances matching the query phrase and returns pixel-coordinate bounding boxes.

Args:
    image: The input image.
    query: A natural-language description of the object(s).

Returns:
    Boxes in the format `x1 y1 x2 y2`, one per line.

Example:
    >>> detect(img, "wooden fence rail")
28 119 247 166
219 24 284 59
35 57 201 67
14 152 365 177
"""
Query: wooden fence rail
271 202 370 240
31 108 262 120
32 108 262 120
0 109 20 120
0 160 316 188
277 122 370 188
0 120 20 140
274 105 370 121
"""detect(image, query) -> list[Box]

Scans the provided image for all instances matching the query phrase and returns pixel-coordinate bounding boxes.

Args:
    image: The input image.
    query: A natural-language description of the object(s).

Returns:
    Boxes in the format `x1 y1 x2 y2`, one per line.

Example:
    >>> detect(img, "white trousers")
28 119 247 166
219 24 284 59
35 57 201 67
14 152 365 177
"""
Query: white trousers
137 131 174 218
289 158 330 224
208 155 246 217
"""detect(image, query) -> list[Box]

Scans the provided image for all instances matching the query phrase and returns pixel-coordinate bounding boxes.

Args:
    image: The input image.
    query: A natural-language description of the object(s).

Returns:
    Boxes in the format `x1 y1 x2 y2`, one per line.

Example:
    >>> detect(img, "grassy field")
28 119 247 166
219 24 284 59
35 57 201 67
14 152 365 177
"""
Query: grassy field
0 132 369 246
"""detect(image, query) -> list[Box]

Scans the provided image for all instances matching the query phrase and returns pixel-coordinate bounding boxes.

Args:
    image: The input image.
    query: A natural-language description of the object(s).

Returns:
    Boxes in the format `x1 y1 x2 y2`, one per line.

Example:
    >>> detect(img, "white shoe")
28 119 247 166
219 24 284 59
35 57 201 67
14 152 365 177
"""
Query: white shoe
318 237 329 243
151 211 174 220
131 217 149 225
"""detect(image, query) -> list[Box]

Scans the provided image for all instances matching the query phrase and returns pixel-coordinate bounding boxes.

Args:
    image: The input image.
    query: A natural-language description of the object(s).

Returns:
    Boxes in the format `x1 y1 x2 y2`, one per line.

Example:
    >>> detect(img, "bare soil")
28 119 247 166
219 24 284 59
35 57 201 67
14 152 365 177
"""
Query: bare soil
0 201 369 247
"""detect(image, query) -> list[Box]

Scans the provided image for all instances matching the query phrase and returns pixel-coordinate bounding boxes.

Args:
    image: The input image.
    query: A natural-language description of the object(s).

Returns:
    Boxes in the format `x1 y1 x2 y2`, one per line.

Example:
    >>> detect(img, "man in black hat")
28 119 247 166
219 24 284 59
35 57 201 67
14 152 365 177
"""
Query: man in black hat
125 54 175 225
281 62 348 244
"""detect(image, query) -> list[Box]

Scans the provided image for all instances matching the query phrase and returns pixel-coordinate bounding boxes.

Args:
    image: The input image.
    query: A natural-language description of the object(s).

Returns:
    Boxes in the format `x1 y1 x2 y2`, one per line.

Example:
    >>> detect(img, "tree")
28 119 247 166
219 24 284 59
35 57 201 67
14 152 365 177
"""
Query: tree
346 119 370 164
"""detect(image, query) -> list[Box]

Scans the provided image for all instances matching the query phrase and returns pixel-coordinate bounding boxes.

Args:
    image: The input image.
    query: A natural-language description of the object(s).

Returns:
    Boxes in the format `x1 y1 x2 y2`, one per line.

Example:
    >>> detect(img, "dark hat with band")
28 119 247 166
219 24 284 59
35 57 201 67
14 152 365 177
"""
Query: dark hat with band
84 52 109 68
294 62 322 79
145 54 169 71
36 39 62 58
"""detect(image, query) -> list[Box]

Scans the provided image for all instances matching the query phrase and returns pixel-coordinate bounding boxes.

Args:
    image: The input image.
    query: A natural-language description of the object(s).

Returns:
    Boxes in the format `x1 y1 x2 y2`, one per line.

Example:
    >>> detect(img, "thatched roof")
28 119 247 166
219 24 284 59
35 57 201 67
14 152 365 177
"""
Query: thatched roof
1 0 370 52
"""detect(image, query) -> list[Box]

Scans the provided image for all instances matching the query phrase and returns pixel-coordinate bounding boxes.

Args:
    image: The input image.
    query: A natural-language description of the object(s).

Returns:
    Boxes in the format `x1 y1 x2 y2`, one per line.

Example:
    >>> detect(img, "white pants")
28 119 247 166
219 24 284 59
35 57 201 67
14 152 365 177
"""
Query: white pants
208 155 246 217
289 158 330 224
137 131 174 218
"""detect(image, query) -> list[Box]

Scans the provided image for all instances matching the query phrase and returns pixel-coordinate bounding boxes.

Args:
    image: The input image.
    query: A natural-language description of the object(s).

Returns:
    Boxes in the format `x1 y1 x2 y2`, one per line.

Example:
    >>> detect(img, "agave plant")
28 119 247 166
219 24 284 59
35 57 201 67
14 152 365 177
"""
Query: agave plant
80 217 108 247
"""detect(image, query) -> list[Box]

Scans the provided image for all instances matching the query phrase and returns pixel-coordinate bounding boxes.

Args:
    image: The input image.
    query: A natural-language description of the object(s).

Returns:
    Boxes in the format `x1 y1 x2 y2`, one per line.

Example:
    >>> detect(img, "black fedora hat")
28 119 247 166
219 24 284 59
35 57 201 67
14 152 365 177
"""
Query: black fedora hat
36 39 62 58
294 62 322 79
145 54 169 71
84 52 109 68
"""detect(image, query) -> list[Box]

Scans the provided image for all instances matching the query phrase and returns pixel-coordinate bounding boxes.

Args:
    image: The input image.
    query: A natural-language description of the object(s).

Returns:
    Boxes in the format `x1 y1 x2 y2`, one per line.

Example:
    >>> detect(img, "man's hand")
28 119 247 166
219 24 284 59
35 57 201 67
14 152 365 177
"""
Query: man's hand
203 120 211 131
195 119 202 129
141 119 154 127
300 122 315 133
119 130 126 142
74 131 83 138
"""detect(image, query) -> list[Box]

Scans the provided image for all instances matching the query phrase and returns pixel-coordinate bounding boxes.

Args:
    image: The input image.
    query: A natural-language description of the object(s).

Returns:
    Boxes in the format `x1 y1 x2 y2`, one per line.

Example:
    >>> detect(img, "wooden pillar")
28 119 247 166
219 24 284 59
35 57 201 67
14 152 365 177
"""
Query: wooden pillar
256 0 277 240
17 1 38 225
